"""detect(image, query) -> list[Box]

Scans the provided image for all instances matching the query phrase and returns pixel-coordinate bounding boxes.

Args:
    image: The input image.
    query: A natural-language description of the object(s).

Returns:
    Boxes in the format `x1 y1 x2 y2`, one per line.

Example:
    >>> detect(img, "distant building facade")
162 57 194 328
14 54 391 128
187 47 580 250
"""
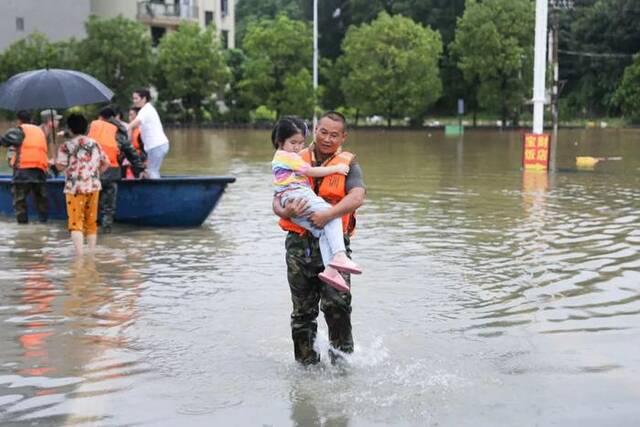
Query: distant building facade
0 0 234 51
0 0 91 51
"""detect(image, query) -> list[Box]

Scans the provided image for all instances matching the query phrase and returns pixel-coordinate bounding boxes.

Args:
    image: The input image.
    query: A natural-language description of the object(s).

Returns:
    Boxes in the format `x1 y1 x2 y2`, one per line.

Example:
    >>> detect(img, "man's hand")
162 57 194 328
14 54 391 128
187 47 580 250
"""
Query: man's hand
309 210 332 229
137 171 149 179
273 196 310 219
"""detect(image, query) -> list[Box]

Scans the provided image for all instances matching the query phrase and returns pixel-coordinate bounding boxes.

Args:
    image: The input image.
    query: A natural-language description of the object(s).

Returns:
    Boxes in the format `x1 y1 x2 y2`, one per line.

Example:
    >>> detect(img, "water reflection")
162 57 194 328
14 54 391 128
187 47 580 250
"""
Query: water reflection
0 128 639 425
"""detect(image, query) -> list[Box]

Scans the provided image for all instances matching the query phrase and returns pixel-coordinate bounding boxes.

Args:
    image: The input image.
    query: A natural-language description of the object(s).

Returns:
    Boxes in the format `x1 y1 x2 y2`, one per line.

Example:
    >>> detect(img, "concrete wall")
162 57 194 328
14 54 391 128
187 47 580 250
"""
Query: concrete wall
0 0 91 51
90 0 137 20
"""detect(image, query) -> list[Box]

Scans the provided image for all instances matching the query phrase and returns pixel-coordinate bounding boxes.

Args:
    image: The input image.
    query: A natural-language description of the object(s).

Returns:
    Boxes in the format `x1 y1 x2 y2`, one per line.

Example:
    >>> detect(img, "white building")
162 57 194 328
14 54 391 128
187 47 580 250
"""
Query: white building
0 0 235 51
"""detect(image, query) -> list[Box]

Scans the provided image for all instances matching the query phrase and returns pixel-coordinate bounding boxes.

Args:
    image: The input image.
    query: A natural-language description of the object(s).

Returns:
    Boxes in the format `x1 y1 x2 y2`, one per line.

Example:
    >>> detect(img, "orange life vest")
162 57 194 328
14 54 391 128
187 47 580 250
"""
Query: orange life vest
279 148 357 237
88 120 119 167
131 128 142 155
17 124 48 172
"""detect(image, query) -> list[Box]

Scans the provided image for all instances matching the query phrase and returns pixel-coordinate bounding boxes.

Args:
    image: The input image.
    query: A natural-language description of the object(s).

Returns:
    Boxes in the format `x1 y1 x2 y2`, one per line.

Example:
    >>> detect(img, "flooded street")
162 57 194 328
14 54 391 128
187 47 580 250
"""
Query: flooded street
0 128 639 426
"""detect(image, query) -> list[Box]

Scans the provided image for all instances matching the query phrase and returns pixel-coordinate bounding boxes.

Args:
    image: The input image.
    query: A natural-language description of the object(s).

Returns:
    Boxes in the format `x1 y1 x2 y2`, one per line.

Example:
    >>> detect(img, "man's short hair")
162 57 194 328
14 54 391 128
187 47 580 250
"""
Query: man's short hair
319 111 347 132
133 88 151 102
99 106 115 119
16 110 31 123
67 113 89 135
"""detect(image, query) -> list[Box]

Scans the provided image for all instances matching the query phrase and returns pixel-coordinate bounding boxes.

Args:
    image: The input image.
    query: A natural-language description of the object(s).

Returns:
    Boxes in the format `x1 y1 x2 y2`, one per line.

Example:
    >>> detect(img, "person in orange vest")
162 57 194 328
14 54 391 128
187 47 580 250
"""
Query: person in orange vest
121 106 146 179
272 116 362 292
87 106 146 233
272 111 366 366
0 110 49 223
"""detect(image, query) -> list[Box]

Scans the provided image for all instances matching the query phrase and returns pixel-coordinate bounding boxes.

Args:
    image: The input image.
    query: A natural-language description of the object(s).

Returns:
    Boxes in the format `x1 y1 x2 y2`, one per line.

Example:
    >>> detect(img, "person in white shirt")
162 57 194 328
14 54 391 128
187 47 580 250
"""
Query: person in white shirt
128 89 169 179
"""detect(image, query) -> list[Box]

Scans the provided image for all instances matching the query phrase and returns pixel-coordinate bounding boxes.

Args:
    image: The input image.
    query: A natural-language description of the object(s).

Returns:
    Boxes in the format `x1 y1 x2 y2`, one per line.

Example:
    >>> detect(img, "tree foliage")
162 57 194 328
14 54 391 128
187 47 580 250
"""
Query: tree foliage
235 0 303 48
0 33 73 82
450 0 534 125
562 0 640 116
614 53 640 123
340 12 443 126
77 16 153 107
155 23 230 121
240 14 314 118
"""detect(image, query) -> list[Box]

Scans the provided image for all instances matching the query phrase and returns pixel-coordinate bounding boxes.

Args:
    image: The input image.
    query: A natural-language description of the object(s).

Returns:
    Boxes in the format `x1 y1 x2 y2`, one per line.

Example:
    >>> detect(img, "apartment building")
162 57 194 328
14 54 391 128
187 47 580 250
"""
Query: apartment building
0 0 234 51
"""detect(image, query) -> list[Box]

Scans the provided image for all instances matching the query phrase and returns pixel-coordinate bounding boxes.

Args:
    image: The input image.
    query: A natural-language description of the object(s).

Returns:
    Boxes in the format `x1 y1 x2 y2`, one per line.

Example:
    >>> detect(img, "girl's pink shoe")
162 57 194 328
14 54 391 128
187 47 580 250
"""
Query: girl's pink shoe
329 258 362 275
319 271 350 292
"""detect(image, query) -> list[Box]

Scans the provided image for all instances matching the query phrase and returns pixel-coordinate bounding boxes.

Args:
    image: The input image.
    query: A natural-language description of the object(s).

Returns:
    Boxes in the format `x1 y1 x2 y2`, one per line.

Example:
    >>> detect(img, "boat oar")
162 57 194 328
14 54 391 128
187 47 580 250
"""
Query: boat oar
576 156 622 168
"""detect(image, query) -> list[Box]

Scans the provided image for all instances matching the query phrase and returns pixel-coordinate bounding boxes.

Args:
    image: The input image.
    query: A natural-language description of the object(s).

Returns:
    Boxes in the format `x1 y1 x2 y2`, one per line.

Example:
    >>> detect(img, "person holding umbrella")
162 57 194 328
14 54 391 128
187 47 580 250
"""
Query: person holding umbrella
0 110 49 224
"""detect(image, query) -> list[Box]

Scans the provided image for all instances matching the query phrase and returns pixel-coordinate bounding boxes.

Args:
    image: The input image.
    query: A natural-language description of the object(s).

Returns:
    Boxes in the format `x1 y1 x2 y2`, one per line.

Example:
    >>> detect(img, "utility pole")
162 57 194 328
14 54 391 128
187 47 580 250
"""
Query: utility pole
532 0 549 135
548 0 574 172
312 0 318 131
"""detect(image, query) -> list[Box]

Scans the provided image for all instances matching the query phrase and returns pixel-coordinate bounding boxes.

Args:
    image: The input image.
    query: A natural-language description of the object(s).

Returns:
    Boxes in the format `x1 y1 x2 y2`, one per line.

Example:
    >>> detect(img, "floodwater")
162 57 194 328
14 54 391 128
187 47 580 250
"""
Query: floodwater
0 127 639 426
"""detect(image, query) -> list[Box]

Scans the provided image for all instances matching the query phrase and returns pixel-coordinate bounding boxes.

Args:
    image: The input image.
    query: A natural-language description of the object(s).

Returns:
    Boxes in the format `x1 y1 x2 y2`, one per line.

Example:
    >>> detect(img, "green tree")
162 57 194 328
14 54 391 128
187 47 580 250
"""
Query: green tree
450 0 534 126
339 12 443 127
235 0 303 48
240 14 314 118
562 0 640 117
0 33 62 82
613 53 640 123
155 23 230 122
77 16 153 107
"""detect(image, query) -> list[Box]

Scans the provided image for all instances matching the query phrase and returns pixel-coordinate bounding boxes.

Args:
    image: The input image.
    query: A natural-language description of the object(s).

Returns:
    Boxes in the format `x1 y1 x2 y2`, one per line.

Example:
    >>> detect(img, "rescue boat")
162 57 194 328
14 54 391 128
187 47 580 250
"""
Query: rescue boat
0 175 235 227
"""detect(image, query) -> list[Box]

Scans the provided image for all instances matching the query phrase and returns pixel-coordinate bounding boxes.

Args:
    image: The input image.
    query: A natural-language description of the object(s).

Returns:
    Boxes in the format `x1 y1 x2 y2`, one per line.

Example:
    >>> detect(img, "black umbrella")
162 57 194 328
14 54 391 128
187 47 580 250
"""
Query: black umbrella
0 68 113 111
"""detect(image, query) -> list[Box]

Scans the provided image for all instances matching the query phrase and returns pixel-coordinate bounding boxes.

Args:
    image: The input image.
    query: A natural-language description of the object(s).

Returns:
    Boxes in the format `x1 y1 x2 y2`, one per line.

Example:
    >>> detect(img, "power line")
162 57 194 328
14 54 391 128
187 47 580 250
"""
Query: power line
558 49 634 58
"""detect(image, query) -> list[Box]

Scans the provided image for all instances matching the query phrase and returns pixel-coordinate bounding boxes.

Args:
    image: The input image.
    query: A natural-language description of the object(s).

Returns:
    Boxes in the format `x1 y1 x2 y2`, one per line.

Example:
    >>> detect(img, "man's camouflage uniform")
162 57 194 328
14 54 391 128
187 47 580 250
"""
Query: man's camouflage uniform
286 232 354 364
1 127 48 223
98 118 145 232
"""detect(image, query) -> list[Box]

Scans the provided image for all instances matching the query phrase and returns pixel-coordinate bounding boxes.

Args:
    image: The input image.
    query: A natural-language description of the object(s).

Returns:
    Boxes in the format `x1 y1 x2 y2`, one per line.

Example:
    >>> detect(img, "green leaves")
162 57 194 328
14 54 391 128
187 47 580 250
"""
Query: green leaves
614 53 640 123
340 12 443 126
78 16 153 107
155 23 230 121
450 0 534 123
240 14 313 118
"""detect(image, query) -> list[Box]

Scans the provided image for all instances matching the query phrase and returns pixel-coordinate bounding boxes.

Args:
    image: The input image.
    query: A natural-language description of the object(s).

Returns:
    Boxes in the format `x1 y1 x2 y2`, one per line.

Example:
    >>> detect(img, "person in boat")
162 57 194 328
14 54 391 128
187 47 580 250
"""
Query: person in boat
0 110 49 224
127 88 169 179
121 106 147 179
271 116 362 292
55 113 110 256
87 106 146 234
272 111 366 366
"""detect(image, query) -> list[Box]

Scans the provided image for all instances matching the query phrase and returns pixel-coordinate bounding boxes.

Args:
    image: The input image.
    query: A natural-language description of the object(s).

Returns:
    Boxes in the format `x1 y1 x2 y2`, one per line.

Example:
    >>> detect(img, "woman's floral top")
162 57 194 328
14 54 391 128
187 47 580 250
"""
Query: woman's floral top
57 136 109 195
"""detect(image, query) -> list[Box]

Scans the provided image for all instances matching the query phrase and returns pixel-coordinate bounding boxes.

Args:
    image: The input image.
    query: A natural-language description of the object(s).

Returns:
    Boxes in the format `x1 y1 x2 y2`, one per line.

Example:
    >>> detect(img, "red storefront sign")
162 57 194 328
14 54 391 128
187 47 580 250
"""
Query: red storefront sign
522 133 550 171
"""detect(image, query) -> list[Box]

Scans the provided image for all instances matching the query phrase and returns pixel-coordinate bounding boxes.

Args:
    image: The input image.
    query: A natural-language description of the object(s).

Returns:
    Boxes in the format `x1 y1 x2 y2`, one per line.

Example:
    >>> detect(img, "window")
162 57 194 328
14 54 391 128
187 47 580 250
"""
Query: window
205 11 214 26
221 0 228 17
221 30 229 49
150 26 166 47
16 17 24 32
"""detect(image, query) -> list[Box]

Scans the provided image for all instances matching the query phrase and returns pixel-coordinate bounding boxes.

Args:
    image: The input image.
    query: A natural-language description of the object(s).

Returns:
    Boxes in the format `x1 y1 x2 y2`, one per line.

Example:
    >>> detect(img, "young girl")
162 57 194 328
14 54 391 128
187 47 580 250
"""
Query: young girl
272 117 361 292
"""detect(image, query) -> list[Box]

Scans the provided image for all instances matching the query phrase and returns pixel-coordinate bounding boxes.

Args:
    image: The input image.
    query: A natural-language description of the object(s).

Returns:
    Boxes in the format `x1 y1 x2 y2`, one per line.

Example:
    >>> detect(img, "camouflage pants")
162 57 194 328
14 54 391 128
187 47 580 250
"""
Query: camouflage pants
285 232 354 365
12 182 48 223
98 180 118 229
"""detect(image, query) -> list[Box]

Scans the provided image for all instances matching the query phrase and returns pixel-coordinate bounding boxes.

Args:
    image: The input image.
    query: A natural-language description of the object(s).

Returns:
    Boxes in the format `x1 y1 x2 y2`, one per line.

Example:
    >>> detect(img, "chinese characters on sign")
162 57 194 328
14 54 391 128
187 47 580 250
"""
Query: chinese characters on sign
523 133 550 171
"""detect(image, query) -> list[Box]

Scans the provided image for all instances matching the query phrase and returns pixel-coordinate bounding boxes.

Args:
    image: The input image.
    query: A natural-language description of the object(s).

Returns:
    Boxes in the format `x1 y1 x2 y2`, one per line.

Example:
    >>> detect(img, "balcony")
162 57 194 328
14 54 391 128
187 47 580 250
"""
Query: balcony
136 1 199 27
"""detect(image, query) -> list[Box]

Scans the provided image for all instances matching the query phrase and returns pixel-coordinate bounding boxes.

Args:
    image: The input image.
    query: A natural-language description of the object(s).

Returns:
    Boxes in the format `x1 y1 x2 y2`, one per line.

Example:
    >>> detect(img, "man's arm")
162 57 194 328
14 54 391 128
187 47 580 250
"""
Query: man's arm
308 187 365 229
113 121 145 176
0 128 25 148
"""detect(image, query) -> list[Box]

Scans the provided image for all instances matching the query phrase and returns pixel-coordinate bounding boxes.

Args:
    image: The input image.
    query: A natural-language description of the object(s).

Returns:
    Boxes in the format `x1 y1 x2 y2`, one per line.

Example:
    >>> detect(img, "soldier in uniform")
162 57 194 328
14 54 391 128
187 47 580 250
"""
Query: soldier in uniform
0 110 49 223
87 106 146 233
273 111 366 365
